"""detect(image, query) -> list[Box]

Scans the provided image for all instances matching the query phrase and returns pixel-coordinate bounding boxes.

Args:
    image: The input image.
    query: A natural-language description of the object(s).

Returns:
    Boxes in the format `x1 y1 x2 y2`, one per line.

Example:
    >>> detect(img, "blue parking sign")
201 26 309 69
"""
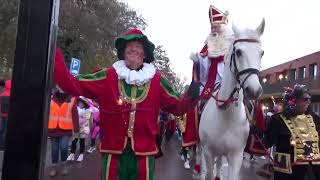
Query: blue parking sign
70 58 81 76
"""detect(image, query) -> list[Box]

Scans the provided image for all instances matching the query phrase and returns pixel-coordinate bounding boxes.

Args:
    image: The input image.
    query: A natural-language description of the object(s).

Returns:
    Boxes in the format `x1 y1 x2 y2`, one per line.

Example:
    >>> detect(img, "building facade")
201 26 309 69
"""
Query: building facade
260 51 320 115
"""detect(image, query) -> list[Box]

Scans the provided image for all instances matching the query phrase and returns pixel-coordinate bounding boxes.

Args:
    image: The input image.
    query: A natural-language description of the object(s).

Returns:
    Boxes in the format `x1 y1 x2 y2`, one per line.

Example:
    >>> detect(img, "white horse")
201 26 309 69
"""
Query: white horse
196 19 265 180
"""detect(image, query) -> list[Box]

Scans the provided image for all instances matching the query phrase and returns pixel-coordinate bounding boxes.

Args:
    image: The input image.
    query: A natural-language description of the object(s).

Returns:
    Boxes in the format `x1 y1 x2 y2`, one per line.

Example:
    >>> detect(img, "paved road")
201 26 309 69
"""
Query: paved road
2 136 317 179
0 136 272 180
1 136 317 180
40 136 272 180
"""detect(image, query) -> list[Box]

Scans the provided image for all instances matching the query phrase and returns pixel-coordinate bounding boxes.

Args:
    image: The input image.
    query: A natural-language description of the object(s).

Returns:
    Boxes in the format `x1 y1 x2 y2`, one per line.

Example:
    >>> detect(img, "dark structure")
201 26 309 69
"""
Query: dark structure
1 0 58 179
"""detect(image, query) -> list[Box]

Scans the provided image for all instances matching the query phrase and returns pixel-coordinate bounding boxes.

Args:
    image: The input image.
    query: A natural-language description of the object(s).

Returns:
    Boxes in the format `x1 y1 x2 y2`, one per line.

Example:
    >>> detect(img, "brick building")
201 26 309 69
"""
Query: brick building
260 51 320 115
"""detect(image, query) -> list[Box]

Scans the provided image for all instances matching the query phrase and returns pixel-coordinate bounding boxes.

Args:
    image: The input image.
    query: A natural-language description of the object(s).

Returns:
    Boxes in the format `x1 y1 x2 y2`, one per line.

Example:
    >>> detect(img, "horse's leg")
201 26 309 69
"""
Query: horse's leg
203 146 214 180
193 144 203 180
226 150 243 180
215 156 223 180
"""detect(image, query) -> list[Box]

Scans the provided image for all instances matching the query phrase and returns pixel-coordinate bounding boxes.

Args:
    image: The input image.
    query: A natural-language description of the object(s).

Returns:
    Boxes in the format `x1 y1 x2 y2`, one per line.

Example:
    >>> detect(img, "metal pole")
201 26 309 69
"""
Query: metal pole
1 0 59 179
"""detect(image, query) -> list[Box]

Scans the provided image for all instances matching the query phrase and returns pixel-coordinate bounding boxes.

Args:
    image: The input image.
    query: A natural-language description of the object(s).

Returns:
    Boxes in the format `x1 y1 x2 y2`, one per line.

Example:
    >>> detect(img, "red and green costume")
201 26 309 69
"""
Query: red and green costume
182 107 199 148
54 30 196 180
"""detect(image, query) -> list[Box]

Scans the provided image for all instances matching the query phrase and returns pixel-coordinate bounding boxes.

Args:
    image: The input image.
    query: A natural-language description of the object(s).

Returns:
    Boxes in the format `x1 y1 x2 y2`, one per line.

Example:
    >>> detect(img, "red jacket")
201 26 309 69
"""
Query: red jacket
54 48 196 155
0 80 11 117
0 80 11 97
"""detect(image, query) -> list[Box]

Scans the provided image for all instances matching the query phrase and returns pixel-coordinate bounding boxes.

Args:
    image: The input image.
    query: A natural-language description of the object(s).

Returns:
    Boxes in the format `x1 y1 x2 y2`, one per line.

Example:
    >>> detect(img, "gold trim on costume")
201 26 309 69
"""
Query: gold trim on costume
160 83 179 100
146 157 150 180
312 160 320 164
135 150 159 156
131 135 158 155
194 107 199 133
100 149 123 155
281 114 320 165
100 137 158 155
178 114 186 133
100 137 128 155
118 80 150 104
79 76 106 81
182 141 198 147
127 87 137 138
131 136 135 152
273 152 292 174
106 154 112 180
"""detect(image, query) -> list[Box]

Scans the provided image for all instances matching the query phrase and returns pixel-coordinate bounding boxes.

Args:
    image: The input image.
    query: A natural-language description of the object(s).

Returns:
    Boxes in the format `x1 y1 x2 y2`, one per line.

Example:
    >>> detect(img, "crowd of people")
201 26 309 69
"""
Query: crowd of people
47 88 101 177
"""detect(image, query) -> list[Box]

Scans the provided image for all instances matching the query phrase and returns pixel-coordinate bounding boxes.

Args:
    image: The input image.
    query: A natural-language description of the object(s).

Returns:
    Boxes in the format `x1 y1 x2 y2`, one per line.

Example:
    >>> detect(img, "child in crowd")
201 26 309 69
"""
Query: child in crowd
87 99 100 153
67 96 92 162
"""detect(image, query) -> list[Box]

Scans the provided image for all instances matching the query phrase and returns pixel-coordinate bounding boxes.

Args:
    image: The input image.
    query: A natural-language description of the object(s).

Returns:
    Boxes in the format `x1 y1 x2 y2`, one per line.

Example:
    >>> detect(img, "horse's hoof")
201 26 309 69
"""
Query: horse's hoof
192 174 200 180
194 164 201 173
192 170 201 180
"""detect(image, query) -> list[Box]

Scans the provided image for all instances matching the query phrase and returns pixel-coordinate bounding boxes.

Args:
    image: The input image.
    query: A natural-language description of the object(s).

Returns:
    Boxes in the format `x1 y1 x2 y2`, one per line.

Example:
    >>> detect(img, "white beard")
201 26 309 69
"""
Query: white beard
206 27 233 58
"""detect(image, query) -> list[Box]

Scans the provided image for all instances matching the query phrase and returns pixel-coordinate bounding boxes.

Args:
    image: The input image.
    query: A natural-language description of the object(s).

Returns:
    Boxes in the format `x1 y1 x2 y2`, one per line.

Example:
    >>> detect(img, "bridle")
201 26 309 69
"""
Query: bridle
230 39 261 88
212 38 261 109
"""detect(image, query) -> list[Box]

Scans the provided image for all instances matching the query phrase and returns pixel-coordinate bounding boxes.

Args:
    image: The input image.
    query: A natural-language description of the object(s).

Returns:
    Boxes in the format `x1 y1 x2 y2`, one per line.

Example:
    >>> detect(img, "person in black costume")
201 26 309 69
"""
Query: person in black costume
263 84 320 180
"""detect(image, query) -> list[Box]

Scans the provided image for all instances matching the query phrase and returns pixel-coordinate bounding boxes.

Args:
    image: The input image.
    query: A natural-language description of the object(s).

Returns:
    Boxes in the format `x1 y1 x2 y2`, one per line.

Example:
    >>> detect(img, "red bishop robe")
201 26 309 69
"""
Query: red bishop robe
183 44 225 147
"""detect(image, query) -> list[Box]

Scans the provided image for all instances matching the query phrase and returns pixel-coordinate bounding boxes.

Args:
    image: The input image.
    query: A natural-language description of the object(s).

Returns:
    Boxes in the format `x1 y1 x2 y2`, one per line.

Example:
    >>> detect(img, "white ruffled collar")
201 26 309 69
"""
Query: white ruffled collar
112 60 156 86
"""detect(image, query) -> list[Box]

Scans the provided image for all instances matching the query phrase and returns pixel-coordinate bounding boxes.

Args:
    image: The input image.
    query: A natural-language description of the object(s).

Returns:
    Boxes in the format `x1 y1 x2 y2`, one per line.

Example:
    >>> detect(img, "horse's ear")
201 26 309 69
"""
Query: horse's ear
255 18 265 36
232 22 241 35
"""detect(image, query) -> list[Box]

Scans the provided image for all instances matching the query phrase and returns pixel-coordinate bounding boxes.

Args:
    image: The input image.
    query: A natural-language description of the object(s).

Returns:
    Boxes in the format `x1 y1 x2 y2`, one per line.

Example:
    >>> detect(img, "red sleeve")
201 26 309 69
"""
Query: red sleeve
159 77 198 116
255 103 266 132
54 48 107 99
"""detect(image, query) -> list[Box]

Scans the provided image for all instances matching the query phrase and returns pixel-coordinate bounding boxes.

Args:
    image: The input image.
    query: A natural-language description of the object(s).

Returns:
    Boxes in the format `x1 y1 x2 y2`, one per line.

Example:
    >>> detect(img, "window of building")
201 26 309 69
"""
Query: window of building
290 69 297 80
311 103 320 116
298 66 306 79
309 63 317 79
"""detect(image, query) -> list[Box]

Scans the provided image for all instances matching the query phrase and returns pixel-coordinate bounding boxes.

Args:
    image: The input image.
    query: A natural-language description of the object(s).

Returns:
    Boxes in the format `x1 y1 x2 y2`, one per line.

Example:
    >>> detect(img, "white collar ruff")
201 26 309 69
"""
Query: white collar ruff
112 60 156 86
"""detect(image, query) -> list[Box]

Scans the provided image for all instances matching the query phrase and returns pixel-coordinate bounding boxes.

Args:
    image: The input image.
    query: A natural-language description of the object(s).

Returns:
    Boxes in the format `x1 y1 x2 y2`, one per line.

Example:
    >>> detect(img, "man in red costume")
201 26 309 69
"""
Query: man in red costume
185 5 233 174
54 29 200 180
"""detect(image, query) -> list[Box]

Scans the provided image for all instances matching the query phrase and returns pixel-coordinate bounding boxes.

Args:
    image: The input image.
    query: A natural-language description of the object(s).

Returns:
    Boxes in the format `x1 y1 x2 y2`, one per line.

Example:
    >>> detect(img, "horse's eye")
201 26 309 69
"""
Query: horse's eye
235 49 242 57
261 51 264 57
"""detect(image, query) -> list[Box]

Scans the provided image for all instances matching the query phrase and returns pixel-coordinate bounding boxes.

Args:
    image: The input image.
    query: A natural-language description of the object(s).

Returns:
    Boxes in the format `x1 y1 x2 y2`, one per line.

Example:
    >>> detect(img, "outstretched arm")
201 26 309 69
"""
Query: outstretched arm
159 76 199 116
54 48 107 99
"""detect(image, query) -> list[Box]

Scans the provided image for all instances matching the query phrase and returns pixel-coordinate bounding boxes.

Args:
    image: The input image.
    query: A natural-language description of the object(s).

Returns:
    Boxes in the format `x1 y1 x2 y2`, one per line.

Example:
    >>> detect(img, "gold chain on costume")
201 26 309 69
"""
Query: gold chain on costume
117 80 150 137
118 80 150 104
127 86 137 138
281 114 320 164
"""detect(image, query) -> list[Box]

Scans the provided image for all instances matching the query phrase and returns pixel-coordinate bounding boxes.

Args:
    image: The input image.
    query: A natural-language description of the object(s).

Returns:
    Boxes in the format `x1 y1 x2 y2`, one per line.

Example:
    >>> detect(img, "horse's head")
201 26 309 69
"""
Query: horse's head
230 19 265 100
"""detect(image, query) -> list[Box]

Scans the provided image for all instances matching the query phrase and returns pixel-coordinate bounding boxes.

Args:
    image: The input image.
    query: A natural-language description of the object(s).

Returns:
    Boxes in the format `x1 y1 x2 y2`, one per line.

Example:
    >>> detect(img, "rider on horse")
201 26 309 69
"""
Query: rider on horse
185 5 233 174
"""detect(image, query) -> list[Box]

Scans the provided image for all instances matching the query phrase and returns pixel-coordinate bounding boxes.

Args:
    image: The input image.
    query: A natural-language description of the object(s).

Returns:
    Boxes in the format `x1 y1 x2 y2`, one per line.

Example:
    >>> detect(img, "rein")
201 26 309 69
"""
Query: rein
210 38 261 109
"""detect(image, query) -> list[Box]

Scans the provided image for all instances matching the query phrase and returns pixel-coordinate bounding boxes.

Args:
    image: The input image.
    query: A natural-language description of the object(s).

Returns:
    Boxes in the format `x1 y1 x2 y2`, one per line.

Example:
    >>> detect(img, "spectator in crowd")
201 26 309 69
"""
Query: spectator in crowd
48 88 79 177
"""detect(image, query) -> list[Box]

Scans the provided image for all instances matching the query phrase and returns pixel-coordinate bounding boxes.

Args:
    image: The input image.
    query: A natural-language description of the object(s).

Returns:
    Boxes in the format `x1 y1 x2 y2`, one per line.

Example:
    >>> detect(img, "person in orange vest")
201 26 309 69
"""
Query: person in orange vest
48 88 79 177
0 79 11 150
